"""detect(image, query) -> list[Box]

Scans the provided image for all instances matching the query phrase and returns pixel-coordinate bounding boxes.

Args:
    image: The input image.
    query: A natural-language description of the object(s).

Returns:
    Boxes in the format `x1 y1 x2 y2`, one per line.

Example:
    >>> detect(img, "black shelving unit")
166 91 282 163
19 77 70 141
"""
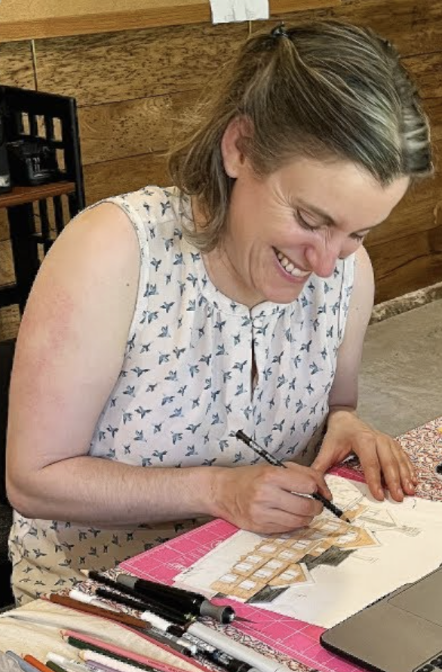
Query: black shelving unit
0 86 85 313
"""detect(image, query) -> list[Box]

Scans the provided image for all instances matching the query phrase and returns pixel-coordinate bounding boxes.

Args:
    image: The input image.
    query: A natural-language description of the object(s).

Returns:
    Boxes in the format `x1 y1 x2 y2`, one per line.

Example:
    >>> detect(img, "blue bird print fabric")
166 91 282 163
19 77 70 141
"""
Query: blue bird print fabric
9 186 355 604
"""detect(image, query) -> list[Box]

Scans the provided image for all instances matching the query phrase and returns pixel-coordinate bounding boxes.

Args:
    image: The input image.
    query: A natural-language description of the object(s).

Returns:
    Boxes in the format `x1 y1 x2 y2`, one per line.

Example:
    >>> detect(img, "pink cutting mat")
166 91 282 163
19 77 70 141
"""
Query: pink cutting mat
120 418 442 672
120 465 363 672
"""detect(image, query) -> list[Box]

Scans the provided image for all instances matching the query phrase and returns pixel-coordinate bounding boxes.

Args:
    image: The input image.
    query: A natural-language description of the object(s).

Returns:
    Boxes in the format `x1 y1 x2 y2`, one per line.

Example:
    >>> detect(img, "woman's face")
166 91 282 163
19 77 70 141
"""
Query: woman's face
207 141 409 307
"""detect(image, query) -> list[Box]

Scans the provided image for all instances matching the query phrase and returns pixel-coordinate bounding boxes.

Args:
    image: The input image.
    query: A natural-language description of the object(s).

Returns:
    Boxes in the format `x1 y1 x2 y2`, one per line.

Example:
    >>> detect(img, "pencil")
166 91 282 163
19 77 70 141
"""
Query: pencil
79 651 151 672
61 630 185 672
24 657 54 672
236 429 351 523
5 652 42 672
45 662 69 672
48 593 150 629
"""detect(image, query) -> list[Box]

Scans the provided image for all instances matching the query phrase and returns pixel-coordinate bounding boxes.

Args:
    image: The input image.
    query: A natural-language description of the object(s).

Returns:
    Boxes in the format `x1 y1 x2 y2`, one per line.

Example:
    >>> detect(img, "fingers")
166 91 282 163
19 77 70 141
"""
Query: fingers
284 462 332 500
378 437 417 499
356 433 417 502
245 488 323 535
214 463 326 535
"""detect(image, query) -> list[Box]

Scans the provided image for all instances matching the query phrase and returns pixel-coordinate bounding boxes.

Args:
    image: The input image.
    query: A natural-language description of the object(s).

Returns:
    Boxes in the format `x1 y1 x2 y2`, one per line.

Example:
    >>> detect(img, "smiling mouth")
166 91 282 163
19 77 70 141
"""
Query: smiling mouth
275 249 311 278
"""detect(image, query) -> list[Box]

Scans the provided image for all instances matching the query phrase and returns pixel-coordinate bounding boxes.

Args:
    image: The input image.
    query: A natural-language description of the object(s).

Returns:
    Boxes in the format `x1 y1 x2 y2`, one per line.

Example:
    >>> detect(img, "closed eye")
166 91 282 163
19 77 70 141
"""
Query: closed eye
295 209 319 232
350 232 368 242
297 208 369 243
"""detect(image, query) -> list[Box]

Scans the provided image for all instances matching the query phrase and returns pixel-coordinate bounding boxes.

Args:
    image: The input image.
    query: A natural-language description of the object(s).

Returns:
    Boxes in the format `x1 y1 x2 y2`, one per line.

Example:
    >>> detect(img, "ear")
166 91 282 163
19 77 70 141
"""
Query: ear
220 116 252 179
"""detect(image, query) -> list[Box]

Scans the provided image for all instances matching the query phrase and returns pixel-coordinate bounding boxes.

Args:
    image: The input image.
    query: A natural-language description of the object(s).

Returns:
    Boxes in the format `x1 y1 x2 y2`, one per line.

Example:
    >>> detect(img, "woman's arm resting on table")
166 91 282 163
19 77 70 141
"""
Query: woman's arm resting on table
312 246 418 501
6 203 329 533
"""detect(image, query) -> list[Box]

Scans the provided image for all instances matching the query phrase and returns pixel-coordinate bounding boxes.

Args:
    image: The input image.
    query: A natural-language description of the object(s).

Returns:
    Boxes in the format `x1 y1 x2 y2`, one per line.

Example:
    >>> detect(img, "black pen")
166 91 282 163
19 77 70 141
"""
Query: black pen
236 429 351 523
95 585 192 626
84 570 188 628
115 573 250 623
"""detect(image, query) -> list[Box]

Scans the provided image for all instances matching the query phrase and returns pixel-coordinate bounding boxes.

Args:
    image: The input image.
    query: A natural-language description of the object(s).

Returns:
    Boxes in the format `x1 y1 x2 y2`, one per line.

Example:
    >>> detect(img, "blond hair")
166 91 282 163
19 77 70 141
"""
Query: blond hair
168 20 433 251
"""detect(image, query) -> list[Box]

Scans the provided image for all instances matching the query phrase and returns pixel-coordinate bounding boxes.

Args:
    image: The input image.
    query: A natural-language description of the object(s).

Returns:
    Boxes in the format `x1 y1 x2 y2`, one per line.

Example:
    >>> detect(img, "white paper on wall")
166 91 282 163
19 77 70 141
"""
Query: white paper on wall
209 0 269 23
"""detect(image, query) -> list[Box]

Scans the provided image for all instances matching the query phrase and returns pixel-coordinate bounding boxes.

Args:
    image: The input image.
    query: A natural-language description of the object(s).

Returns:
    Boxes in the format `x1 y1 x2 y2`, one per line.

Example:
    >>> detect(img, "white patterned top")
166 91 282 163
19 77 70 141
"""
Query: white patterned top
9 186 355 604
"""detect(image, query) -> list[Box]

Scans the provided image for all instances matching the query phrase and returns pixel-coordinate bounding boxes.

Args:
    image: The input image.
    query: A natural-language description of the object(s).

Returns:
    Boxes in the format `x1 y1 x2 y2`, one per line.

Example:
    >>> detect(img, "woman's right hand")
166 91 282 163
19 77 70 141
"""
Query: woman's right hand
211 462 332 534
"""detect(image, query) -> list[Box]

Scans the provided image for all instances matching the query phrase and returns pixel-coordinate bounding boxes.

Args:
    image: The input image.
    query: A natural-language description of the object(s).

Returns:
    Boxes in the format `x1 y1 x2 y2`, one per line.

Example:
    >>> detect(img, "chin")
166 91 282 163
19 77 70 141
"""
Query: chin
262 283 305 305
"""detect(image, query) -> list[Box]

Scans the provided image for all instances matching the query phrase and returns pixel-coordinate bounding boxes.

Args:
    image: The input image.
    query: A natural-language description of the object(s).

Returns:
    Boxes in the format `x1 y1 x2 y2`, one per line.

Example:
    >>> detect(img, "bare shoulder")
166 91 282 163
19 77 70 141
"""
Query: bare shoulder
47 201 140 271
14 201 141 394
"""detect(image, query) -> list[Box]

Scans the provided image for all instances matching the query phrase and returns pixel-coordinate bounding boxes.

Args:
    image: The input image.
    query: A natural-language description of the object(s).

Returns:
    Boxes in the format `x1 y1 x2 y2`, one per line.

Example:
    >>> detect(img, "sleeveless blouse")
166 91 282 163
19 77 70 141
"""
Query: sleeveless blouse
9 186 355 604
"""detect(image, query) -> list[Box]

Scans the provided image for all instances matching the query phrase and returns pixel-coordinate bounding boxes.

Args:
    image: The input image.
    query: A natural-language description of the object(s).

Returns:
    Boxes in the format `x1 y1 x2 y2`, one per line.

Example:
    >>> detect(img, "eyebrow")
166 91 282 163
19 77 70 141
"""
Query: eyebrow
297 199 380 235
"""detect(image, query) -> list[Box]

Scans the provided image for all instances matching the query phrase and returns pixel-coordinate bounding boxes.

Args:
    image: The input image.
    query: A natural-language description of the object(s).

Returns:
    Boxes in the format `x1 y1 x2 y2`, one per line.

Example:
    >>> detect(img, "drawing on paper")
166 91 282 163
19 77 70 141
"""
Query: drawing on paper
180 476 422 607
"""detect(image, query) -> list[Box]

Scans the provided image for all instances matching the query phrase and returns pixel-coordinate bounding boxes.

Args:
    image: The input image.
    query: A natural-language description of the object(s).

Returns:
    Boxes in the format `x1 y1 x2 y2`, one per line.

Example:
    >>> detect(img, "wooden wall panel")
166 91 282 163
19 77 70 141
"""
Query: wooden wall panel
83 152 169 206
370 224 442 302
0 0 341 43
0 213 9 242
34 22 249 106
332 0 442 58
0 239 14 285
0 41 35 89
79 90 196 165
405 53 442 100
253 0 442 58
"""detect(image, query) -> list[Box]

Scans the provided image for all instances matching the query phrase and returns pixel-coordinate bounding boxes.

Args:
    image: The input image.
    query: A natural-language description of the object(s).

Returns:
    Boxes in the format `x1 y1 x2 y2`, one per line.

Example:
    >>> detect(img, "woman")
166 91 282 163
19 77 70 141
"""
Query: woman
6 21 432 604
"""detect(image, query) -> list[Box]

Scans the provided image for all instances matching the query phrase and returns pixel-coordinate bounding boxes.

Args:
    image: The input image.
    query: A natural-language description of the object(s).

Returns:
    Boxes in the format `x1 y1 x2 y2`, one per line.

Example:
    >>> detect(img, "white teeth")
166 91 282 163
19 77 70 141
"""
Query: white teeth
276 250 310 278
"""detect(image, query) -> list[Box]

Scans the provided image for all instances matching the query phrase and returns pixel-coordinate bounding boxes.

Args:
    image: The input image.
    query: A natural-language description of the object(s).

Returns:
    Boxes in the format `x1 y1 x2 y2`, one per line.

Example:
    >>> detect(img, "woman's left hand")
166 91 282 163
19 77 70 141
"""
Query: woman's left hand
311 409 419 501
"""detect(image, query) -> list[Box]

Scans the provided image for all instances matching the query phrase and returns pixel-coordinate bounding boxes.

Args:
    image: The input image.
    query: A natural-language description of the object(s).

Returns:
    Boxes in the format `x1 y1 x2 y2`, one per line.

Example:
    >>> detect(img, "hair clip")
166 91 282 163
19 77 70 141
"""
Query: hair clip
271 23 289 39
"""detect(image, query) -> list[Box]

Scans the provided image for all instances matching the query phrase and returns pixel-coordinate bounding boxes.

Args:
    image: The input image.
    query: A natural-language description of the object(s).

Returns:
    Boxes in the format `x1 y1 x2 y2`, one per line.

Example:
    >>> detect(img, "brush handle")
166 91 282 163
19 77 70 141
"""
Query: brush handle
48 592 148 629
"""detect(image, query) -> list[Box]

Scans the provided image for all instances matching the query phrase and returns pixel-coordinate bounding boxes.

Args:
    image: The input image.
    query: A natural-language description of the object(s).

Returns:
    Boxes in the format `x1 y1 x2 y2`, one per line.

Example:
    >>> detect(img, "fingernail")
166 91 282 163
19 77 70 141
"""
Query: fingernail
406 481 415 492
397 487 404 499
377 487 384 500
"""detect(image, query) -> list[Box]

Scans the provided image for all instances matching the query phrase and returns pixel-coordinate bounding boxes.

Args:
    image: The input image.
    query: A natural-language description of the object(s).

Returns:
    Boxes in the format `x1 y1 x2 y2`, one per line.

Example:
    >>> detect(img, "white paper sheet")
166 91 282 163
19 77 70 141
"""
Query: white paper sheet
174 475 442 628
209 0 269 23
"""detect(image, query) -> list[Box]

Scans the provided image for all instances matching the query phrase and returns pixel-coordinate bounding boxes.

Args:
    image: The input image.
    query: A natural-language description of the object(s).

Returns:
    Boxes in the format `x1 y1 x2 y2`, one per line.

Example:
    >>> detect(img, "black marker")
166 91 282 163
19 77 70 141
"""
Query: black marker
86 570 188 628
95 585 191 626
236 429 351 523
116 573 250 623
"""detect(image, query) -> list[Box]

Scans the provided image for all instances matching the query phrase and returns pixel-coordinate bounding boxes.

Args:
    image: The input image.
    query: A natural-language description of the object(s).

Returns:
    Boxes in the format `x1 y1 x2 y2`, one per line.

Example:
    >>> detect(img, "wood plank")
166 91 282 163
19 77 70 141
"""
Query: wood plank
34 22 249 106
0 41 36 89
252 0 442 58
0 0 340 43
366 181 439 248
369 225 442 303
424 98 442 144
78 90 196 165
0 182 76 208
0 213 9 242
404 53 442 100
332 0 442 58
0 239 14 286
0 304 20 340
83 152 170 206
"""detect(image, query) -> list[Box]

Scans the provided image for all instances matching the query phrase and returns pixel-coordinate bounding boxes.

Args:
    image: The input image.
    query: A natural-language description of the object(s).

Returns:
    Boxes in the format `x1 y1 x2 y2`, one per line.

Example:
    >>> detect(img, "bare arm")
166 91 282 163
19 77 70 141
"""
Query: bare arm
6 202 329 533
6 203 218 525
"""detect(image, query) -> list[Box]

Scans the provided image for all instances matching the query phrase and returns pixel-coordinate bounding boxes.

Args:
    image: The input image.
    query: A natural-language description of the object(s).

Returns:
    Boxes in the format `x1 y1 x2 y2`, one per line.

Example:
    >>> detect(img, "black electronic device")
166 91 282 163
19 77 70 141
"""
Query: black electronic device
7 137 63 186
320 565 442 672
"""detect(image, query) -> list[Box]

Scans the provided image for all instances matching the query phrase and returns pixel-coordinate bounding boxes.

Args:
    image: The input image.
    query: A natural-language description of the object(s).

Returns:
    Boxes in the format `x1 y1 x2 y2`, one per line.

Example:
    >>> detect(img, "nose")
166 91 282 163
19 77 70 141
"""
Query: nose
304 239 341 278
